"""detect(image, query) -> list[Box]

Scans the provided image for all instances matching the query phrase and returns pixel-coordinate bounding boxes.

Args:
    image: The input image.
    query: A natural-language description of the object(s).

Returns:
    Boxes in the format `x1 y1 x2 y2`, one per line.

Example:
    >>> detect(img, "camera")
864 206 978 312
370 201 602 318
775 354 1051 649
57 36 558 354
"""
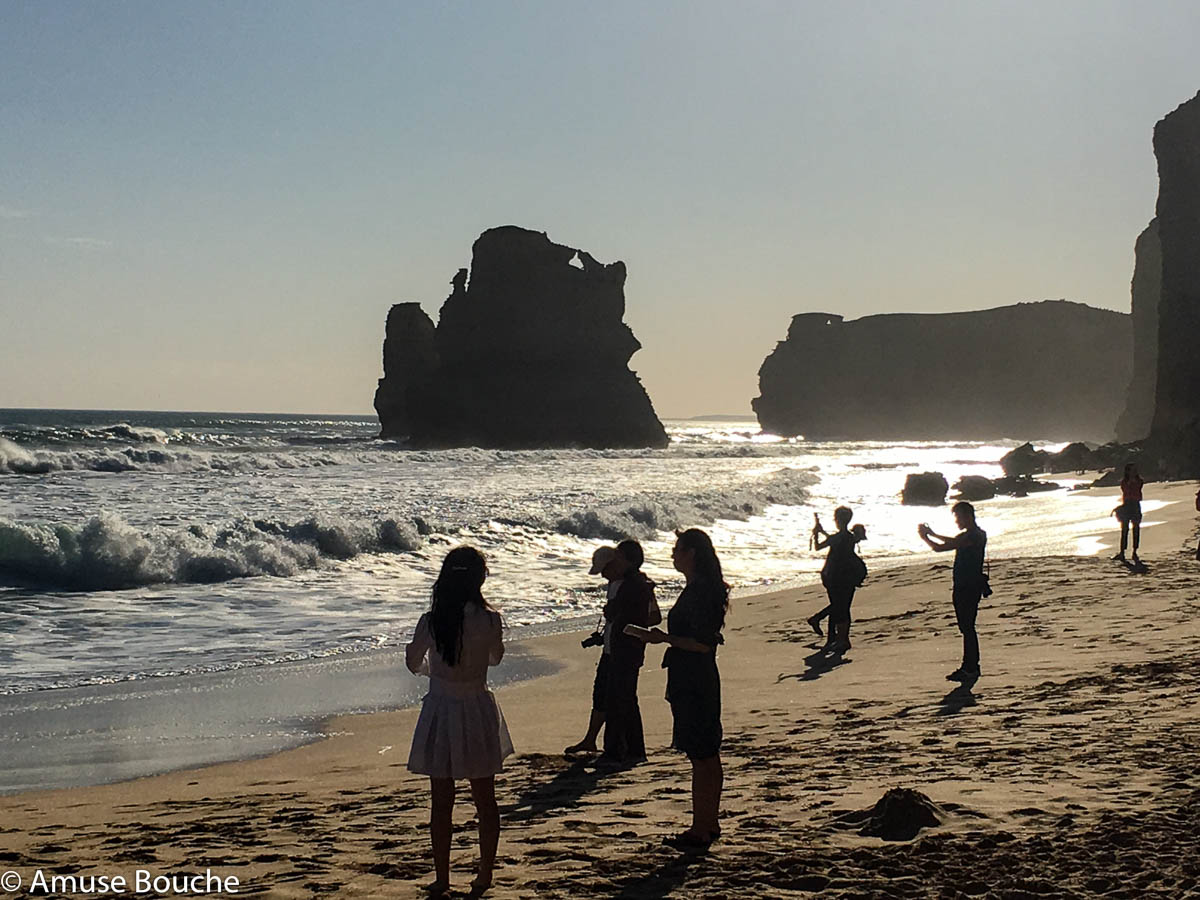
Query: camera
581 631 604 649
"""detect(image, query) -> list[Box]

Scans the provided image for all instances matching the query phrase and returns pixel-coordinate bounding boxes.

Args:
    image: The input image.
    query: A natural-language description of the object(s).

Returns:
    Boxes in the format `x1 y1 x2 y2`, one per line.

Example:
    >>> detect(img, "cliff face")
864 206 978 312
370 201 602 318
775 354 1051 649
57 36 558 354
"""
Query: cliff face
1149 92 1200 440
1115 219 1160 443
373 226 668 449
753 301 1131 442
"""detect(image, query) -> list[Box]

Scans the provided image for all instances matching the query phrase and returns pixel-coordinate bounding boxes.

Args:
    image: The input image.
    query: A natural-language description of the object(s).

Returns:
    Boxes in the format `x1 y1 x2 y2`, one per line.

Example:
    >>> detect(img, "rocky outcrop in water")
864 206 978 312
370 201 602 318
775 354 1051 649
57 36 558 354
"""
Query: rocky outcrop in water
1115 220 1160 443
753 301 1131 442
1145 92 1200 477
901 472 949 506
373 226 668 449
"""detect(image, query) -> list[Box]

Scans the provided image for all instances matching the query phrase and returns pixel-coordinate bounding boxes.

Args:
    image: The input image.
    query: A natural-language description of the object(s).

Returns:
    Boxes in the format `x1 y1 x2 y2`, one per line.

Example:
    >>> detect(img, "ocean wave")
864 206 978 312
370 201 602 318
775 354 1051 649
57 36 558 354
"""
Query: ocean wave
550 466 817 540
0 512 422 591
0 438 373 475
0 423 176 446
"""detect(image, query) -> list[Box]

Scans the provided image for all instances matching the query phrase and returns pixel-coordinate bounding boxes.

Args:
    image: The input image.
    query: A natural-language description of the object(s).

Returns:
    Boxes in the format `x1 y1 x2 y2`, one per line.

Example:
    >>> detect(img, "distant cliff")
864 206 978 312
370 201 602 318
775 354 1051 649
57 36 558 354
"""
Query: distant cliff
373 226 668 449
1144 91 1200 476
1115 219 1160 443
753 301 1131 442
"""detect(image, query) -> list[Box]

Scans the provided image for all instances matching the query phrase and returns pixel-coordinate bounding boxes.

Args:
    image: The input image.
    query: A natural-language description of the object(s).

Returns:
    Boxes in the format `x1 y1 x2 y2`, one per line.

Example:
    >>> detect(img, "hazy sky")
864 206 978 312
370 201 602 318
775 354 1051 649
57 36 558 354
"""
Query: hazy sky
3 1 1199 418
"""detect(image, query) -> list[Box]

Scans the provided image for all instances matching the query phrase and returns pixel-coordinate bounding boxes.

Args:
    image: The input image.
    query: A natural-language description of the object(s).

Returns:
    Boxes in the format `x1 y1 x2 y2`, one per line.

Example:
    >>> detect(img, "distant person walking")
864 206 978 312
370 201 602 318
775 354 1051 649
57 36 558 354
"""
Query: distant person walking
809 507 867 653
1195 486 1200 561
918 501 988 683
1113 462 1145 565
406 546 512 897
632 528 728 849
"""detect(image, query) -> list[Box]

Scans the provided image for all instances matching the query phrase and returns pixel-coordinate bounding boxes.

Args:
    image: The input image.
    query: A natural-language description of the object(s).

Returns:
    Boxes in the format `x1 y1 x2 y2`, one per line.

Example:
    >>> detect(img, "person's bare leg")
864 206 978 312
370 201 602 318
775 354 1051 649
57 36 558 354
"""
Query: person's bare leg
469 777 499 888
565 709 604 753
430 777 456 890
688 755 723 837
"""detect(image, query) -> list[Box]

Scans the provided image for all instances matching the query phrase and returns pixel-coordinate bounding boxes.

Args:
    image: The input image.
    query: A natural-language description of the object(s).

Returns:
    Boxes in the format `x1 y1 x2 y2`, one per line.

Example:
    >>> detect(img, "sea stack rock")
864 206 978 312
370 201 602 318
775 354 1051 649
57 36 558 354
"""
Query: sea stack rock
1147 92 1200 475
1114 220 1160 443
373 226 668 449
753 301 1131 442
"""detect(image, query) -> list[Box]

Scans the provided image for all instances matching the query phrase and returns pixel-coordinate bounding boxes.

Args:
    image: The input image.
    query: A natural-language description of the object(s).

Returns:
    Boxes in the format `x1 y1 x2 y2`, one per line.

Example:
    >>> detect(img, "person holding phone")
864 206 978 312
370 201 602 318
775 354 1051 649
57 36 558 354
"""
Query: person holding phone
630 528 727 849
918 502 987 683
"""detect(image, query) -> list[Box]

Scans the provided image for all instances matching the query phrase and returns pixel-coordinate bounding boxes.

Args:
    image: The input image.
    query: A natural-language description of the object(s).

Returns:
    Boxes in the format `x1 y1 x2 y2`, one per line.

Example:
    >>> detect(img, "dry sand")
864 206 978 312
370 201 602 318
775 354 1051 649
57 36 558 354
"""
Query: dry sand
3 482 1199 898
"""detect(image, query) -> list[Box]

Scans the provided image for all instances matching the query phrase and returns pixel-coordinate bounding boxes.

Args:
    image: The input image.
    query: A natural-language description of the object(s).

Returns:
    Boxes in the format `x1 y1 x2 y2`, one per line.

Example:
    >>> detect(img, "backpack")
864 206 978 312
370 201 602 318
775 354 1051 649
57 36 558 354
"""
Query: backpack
851 552 868 588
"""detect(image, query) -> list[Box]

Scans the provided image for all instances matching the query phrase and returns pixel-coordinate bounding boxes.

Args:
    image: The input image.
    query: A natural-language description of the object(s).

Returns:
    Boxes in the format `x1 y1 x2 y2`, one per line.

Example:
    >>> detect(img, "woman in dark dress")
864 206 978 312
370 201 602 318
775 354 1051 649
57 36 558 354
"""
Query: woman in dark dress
636 528 728 848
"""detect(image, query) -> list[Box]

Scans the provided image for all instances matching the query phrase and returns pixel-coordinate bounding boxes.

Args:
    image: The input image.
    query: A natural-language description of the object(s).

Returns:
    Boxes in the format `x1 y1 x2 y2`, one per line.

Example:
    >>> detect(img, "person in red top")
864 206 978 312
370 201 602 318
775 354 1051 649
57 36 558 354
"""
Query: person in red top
1194 486 1199 561
1114 462 1145 565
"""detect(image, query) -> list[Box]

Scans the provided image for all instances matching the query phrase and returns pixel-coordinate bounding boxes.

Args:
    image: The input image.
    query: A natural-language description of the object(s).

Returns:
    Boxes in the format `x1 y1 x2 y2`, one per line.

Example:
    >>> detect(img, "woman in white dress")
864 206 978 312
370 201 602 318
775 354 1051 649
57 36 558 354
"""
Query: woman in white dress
406 546 513 895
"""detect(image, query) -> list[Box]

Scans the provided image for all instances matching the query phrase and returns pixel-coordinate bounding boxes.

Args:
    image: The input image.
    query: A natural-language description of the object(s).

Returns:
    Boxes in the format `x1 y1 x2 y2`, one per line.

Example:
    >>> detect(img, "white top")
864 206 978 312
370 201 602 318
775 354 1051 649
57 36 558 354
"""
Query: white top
602 578 623 655
406 605 504 693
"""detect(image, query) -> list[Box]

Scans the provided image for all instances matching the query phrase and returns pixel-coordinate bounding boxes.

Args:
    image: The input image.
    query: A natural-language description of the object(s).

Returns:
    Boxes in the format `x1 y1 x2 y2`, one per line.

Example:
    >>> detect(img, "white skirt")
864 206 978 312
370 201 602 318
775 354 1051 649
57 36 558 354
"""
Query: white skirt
407 681 514 780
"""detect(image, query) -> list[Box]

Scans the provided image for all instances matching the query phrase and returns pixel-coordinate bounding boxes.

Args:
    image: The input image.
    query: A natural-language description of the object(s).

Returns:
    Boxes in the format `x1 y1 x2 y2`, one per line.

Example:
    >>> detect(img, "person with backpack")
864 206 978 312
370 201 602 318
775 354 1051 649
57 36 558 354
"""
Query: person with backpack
1113 462 1145 565
811 506 868 654
1194 486 1199 561
919 501 988 683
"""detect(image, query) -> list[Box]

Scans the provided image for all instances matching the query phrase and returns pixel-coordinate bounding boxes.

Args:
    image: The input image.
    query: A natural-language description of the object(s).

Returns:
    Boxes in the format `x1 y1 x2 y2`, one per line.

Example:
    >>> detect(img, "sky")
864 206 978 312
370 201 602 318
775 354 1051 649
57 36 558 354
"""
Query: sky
2 1 1199 418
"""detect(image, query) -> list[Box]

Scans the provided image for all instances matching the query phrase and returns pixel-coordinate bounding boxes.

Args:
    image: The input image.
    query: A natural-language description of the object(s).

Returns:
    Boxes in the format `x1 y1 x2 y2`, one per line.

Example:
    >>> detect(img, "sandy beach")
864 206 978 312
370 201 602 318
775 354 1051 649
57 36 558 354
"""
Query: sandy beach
3 481 1199 898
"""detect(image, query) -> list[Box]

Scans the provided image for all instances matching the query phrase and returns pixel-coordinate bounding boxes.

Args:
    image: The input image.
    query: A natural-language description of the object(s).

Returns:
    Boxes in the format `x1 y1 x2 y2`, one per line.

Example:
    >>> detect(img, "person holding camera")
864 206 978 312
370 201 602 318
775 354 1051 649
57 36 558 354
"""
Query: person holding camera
809 507 867 654
918 501 988 683
565 541 658 764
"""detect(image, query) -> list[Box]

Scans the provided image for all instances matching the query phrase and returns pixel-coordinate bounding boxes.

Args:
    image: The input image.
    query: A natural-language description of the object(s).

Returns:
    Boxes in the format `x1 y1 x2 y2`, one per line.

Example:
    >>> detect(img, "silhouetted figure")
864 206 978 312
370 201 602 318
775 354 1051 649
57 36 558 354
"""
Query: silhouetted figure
565 546 621 757
406 546 512 897
1113 462 1145 564
597 539 658 765
919 502 988 683
809 507 867 653
631 528 728 849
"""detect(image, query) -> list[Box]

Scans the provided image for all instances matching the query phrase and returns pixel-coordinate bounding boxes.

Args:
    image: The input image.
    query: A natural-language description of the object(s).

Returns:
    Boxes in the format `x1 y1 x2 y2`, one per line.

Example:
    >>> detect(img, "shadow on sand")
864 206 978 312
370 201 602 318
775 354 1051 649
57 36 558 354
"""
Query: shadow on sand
937 682 979 716
602 847 708 898
503 757 610 824
777 647 851 684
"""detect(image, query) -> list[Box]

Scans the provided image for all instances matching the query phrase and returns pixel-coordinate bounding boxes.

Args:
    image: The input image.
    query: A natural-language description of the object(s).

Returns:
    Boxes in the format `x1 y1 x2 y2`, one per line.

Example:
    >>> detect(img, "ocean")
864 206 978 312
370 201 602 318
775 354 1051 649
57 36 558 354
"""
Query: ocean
0 409 1128 696
0 409 1139 792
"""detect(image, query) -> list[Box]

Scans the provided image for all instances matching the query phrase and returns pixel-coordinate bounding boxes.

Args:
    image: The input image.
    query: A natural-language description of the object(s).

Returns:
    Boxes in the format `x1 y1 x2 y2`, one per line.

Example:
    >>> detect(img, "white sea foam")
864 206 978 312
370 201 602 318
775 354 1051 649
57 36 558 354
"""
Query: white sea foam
0 512 423 591
551 466 818 539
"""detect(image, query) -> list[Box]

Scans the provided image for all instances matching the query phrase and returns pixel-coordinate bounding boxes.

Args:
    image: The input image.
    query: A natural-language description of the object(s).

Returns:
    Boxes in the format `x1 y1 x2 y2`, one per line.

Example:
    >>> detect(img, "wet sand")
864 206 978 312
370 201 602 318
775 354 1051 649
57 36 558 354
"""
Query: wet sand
2 482 1198 898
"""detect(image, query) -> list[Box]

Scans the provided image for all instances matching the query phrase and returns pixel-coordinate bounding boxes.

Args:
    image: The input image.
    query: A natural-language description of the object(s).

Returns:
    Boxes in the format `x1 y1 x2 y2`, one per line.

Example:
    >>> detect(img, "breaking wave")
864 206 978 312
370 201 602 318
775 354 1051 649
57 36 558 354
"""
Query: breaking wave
0 512 423 591
0 438 374 475
551 467 817 540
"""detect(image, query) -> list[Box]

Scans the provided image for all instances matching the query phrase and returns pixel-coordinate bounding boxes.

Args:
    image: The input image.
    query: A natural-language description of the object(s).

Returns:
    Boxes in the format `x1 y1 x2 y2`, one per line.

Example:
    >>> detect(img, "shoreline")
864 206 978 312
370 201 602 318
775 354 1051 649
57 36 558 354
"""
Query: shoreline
2 481 1197 897
0 482 1188 798
0 483 1154 796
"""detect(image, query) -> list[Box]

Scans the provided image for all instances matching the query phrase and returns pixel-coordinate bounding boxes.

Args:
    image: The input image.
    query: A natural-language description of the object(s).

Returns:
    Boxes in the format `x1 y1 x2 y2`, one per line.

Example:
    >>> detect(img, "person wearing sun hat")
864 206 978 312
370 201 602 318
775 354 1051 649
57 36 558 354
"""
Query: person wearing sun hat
564 545 620 755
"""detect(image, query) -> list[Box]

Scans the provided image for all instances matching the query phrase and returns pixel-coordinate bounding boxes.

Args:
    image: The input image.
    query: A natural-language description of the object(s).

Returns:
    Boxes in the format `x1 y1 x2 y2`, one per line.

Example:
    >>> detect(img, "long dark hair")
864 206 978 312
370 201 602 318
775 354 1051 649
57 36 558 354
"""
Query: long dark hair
675 528 730 614
429 546 489 667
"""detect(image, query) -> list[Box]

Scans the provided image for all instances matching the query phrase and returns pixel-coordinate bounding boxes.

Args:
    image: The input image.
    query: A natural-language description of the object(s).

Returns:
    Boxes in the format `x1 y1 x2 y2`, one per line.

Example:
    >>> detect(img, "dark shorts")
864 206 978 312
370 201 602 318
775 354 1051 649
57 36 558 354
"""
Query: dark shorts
667 668 722 761
1117 500 1142 524
591 655 609 712
826 585 856 626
